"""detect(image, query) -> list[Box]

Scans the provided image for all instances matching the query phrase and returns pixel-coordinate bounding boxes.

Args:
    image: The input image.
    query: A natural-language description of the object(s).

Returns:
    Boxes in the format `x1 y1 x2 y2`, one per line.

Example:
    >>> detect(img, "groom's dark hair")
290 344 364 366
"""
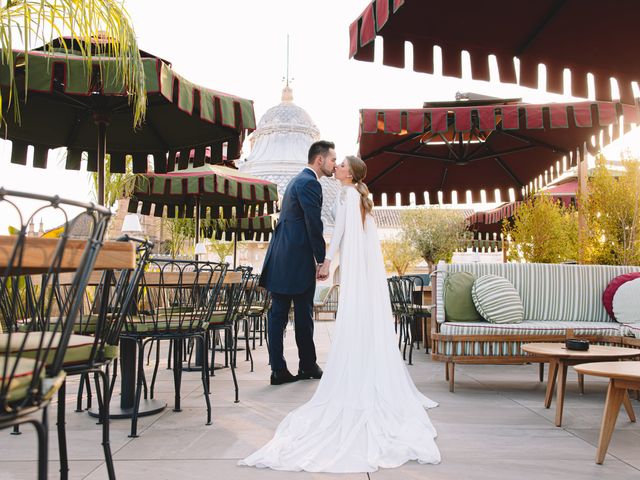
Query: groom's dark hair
308 140 335 164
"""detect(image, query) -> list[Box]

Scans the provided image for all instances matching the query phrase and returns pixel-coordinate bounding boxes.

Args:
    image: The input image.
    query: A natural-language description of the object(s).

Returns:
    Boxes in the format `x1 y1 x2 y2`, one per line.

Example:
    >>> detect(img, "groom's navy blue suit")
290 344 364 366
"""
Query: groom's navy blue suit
260 168 325 372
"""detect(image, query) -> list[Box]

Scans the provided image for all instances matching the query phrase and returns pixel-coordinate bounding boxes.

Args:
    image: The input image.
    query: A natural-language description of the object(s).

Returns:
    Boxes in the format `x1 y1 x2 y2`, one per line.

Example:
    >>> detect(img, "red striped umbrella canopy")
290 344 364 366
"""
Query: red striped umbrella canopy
358 99 639 205
467 179 578 233
350 0 640 104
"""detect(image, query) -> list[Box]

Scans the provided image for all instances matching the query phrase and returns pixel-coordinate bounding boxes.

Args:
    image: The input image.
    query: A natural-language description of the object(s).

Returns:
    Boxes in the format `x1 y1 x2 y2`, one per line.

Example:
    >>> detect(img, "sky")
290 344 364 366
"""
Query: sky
0 0 638 231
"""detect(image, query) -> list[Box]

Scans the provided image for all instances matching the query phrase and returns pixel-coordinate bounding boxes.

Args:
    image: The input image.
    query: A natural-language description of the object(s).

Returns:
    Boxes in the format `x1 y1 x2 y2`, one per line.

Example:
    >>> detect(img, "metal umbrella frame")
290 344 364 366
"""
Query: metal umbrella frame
1 38 256 205
358 99 639 205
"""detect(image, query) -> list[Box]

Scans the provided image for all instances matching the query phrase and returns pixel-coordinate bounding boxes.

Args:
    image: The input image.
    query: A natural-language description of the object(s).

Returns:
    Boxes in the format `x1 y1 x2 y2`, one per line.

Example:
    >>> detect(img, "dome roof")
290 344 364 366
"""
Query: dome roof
250 86 320 140
239 86 340 233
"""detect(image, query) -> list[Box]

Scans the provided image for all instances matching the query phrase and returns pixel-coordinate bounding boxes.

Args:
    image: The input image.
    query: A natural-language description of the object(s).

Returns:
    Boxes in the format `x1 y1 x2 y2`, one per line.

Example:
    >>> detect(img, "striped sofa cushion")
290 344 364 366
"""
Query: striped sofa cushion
436 262 640 324
440 321 622 337
472 275 523 323
622 324 640 338
437 321 622 356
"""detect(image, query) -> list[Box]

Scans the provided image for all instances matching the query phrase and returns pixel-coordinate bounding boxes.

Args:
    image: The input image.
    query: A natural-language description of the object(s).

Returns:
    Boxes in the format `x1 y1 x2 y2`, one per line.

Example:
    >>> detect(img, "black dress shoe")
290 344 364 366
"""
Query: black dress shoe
270 369 298 385
298 364 323 380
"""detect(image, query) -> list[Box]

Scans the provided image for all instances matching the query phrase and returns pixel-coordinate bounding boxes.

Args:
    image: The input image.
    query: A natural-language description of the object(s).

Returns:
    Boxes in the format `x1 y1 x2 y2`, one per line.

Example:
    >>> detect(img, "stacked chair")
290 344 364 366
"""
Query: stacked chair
55 237 152 479
0 189 111 480
388 276 430 365
122 258 227 438
247 285 271 351
207 266 252 403
233 273 261 372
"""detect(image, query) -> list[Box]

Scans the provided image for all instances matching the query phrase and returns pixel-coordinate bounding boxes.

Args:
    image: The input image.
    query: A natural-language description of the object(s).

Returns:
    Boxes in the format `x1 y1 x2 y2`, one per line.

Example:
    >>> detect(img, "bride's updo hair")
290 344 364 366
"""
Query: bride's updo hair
345 155 374 226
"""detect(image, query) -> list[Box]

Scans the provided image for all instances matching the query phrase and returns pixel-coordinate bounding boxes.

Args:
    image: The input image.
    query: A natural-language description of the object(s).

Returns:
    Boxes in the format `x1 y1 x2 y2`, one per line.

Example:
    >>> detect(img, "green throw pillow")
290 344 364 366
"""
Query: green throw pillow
444 272 482 322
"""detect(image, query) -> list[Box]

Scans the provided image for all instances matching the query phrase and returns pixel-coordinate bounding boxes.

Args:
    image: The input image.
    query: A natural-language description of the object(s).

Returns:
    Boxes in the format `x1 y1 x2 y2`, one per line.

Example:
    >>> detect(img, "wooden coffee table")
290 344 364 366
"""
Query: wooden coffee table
574 361 639 464
521 343 640 427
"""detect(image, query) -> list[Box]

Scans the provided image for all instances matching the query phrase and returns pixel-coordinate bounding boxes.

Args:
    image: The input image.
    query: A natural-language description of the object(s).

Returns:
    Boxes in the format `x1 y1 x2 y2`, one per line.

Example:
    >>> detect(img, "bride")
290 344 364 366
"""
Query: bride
239 155 440 473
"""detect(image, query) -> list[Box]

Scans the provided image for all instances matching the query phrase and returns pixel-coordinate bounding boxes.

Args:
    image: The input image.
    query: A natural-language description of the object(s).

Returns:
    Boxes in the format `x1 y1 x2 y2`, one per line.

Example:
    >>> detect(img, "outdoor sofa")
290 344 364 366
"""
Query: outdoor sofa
432 262 640 392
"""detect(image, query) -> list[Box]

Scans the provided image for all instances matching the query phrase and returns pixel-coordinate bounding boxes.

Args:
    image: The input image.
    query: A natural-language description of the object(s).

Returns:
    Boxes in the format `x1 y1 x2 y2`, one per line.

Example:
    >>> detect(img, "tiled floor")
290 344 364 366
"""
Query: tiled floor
1 322 639 479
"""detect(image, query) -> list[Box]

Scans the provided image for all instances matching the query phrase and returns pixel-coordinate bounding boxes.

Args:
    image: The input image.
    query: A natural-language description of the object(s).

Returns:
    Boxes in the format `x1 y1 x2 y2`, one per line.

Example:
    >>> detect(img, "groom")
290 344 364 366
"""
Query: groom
259 140 337 385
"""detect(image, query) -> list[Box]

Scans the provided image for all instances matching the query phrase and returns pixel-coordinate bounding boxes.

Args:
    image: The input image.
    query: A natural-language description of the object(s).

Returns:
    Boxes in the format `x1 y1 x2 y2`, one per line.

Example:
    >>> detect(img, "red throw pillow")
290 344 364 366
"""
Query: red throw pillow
603 272 640 320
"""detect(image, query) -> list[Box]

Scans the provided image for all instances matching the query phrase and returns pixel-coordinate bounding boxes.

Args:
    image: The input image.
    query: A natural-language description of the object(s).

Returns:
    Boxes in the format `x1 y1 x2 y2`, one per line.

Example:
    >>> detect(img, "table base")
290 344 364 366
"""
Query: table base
88 399 167 420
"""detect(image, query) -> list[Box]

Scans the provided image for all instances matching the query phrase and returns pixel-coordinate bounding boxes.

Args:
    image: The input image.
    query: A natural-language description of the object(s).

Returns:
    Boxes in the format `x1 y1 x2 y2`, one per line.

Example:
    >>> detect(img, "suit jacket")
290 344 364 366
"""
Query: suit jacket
260 168 325 295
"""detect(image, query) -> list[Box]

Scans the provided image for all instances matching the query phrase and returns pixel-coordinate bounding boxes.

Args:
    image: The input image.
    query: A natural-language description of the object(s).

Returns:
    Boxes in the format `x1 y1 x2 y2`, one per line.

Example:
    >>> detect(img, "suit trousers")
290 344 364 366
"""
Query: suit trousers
267 284 317 372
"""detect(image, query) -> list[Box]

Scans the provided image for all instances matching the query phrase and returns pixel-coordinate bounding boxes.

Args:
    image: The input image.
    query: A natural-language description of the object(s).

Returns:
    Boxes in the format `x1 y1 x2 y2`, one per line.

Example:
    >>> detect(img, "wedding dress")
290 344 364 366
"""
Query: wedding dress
239 185 440 473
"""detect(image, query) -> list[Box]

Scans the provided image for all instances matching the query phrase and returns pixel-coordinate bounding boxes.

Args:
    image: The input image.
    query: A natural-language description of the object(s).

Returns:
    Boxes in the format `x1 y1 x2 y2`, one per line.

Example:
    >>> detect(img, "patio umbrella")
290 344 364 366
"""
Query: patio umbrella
467 179 577 234
127 164 278 265
1 37 256 205
349 0 640 104
358 98 639 205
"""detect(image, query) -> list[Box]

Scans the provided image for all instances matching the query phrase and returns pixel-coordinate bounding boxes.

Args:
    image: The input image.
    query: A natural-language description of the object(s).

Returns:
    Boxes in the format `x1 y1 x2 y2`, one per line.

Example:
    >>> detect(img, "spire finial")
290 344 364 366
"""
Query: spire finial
281 34 294 103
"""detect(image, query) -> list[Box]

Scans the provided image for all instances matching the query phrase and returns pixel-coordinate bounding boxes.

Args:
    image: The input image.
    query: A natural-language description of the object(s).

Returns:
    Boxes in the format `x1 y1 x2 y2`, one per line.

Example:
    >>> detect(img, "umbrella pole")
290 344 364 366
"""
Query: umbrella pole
195 196 201 261
95 118 108 206
233 230 238 269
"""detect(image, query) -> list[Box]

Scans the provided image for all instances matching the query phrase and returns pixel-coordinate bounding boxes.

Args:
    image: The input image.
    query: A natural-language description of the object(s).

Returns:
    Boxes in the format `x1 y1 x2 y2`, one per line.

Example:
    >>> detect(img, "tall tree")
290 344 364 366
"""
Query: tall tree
381 238 419 275
503 194 578 263
581 156 640 265
400 209 468 272
0 0 146 126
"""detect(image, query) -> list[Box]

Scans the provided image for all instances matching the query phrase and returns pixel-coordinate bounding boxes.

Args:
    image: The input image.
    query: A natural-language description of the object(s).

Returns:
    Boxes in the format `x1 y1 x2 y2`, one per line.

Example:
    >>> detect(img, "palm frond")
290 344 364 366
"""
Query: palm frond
0 0 146 126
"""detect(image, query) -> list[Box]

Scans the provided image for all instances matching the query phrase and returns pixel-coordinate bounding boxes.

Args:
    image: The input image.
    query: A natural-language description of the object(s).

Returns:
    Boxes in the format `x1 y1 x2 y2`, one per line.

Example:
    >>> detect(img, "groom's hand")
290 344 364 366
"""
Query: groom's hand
317 261 330 280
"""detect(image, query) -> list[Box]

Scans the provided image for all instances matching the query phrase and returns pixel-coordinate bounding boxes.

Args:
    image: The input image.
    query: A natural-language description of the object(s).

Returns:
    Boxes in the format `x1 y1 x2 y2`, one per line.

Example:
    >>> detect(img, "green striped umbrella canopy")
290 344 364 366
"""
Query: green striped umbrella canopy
202 215 275 242
128 164 278 220
1 37 256 204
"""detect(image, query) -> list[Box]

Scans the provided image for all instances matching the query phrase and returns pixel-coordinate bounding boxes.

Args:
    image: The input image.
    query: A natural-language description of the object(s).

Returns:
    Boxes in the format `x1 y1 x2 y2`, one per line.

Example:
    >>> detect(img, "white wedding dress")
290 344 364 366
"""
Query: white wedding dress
239 185 440 473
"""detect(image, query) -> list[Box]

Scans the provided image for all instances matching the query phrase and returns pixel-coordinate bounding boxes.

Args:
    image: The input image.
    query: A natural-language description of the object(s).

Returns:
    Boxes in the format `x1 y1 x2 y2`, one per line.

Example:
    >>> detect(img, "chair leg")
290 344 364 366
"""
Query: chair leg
146 339 154 366
245 318 254 372
75 373 86 412
109 358 118 400
150 339 161 400
578 373 585 395
209 330 217 378
129 341 146 438
539 363 545 382
29 414 48 480
96 366 116 480
233 321 240 368
408 317 415 365
172 339 183 412
167 339 173 370
56 381 69 480
85 373 92 410
228 327 239 403
245 319 251 361
200 335 212 426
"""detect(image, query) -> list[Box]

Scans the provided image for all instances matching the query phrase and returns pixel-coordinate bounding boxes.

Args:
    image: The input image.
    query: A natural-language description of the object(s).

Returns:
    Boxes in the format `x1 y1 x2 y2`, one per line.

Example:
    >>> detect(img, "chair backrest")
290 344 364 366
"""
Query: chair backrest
237 273 260 318
66 237 153 364
212 265 252 326
250 285 271 315
130 258 227 334
0 189 111 413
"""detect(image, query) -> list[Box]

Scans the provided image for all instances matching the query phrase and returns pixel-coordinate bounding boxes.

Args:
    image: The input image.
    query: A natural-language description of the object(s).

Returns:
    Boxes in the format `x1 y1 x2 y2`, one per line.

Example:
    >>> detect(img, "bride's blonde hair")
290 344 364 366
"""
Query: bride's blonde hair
345 155 374 226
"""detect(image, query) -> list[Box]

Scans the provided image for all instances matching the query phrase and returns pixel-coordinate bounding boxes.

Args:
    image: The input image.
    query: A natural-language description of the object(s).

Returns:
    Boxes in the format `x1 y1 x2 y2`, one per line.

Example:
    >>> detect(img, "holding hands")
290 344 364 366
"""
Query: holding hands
316 260 330 280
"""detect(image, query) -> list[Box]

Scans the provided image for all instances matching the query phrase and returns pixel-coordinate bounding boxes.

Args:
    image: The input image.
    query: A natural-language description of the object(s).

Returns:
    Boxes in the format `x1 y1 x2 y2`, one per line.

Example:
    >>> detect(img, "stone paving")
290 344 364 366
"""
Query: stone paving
1 321 639 479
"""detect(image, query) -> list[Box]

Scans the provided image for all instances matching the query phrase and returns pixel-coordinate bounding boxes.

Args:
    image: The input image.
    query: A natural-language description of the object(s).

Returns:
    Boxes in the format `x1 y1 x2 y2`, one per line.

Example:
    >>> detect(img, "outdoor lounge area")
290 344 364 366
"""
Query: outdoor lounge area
1 321 640 479
3 0 640 478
